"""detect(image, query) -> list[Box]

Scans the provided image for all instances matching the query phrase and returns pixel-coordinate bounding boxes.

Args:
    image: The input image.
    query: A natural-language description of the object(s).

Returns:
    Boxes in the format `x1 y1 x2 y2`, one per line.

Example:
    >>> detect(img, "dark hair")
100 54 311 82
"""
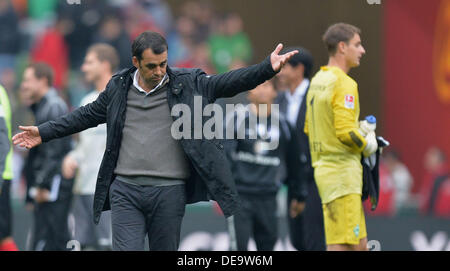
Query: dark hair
322 23 361 56
27 62 54 87
132 31 168 61
281 47 314 79
87 43 120 73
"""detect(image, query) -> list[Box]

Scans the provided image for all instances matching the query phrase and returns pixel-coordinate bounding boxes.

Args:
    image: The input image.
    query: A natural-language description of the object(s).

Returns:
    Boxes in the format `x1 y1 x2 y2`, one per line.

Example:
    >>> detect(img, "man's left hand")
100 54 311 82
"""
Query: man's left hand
35 188 50 203
289 199 306 218
270 43 299 72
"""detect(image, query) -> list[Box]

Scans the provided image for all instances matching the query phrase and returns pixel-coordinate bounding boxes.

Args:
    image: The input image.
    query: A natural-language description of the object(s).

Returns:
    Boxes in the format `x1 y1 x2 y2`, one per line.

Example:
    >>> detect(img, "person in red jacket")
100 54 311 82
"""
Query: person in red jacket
31 16 69 91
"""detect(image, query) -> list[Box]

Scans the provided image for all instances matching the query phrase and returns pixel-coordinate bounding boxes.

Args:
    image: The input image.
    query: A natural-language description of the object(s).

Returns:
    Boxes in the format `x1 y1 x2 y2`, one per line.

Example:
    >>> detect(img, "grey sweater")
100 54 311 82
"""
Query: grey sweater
114 81 191 186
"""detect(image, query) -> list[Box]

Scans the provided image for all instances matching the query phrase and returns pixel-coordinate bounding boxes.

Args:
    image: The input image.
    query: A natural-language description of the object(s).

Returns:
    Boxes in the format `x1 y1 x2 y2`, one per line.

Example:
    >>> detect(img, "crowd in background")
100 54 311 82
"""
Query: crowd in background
0 0 253 198
0 0 449 250
0 0 252 120
369 147 450 217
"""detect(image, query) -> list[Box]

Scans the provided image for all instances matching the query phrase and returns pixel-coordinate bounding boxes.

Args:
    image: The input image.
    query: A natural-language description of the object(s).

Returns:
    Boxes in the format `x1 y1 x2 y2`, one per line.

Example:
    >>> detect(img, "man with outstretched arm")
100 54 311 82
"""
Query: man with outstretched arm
13 31 298 251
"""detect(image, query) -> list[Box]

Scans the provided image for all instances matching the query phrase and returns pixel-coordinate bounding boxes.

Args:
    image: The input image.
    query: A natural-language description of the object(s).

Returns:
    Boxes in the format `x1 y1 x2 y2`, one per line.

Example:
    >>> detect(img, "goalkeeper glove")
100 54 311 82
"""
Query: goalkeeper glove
363 131 378 157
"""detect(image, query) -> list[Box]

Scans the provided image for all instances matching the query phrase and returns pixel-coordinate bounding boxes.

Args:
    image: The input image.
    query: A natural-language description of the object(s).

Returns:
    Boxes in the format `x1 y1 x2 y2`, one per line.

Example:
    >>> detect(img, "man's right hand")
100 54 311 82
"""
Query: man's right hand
12 126 42 149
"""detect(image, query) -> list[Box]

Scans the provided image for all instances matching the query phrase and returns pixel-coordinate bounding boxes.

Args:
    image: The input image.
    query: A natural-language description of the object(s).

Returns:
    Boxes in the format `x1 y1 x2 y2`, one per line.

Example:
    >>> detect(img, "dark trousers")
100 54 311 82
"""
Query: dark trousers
109 180 186 251
288 179 326 251
231 194 277 251
32 178 73 251
0 180 12 240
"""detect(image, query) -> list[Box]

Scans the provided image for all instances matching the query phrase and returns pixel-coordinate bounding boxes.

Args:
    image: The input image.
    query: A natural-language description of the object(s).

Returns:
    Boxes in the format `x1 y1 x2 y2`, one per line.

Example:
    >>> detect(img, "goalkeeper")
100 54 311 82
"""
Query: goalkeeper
304 23 377 251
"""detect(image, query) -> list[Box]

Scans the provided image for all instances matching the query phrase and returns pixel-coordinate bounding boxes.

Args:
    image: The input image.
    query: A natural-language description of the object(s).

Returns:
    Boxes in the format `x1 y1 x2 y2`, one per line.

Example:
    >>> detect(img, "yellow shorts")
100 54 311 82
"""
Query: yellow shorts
322 194 367 245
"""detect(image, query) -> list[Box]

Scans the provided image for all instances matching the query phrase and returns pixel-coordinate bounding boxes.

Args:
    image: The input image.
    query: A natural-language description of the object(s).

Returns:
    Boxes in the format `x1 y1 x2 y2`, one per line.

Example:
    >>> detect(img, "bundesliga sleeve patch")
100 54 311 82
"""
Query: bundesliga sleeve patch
344 95 355 109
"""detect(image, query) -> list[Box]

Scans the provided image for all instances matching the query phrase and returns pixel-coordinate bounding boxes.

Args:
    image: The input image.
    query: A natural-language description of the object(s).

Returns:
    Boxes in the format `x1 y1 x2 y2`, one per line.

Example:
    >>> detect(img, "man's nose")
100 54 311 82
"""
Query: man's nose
155 67 163 76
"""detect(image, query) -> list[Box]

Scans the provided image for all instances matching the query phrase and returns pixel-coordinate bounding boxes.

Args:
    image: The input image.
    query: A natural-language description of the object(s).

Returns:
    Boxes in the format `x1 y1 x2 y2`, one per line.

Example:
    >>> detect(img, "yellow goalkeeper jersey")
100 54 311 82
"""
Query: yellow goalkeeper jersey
304 66 367 204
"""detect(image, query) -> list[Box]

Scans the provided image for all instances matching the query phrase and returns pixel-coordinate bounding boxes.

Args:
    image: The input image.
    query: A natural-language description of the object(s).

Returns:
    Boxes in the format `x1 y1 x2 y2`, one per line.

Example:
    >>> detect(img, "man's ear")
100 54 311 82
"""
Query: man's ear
337 41 347 55
132 56 140 69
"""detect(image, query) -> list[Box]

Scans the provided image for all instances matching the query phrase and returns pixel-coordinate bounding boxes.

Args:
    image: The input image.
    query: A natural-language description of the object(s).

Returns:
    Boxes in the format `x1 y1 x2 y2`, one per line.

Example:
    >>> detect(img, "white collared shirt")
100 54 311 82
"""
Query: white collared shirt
133 70 169 96
285 78 309 126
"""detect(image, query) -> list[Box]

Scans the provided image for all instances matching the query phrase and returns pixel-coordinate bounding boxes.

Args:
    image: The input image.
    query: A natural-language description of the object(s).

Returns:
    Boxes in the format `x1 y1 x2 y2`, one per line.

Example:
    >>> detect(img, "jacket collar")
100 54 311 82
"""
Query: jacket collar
30 88 58 113
116 66 182 96
167 66 184 96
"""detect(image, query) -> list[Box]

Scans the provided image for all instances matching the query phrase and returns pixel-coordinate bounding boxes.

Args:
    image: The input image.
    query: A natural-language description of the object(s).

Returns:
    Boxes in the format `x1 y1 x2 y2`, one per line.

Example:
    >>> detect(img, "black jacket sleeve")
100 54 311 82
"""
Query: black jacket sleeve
197 56 277 102
284 122 307 202
39 81 110 142
35 105 71 190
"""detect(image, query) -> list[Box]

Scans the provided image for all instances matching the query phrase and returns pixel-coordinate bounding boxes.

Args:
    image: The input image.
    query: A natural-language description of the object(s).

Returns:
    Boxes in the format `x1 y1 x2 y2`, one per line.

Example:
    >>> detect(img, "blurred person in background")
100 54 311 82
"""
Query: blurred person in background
31 15 69 91
176 42 216 74
20 63 73 250
57 0 106 70
57 0 115 106
191 0 214 42
168 1 215 67
224 79 306 251
276 46 326 251
167 16 196 67
0 83 18 251
0 0 21 88
141 0 174 35
62 44 119 251
382 149 413 213
420 146 450 217
94 13 132 70
124 1 163 41
209 12 252 73
180 0 214 43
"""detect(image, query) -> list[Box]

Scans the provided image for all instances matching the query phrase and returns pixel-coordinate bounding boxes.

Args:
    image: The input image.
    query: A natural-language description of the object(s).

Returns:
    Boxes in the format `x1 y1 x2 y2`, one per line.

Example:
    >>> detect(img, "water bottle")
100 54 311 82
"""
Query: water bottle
359 115 376 136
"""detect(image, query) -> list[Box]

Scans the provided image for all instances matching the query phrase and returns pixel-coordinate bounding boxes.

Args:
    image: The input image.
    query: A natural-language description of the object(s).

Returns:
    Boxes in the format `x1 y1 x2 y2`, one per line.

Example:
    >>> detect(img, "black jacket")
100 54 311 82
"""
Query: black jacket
24 90 72 201
275 85 314 190
38 57 277 223
225 110 306 200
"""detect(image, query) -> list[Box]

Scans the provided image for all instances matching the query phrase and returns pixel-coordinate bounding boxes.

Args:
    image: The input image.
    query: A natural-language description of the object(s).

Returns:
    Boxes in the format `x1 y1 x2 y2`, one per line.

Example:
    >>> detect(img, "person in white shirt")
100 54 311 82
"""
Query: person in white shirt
275 47 326 251
383 150 413 212
62 44 119 250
